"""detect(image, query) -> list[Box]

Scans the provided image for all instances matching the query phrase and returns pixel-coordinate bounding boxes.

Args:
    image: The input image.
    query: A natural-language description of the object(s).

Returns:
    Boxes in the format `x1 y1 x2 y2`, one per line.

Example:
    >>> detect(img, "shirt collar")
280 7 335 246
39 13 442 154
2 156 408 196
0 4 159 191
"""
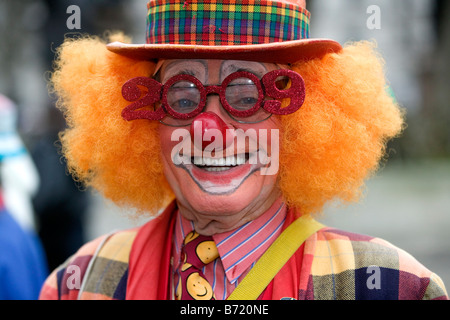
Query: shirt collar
173 198 287 284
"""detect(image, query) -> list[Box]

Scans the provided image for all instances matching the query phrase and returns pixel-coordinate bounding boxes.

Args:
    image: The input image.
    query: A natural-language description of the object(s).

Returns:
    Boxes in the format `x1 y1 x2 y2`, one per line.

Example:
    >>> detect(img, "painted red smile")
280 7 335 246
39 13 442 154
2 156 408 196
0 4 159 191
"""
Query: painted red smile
173 151 265 194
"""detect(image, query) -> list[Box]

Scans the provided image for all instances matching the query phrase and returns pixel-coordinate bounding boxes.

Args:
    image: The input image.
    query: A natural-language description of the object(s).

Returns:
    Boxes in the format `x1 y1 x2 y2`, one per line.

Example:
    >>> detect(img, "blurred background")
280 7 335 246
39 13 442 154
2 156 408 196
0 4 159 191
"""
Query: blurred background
0 0 449 297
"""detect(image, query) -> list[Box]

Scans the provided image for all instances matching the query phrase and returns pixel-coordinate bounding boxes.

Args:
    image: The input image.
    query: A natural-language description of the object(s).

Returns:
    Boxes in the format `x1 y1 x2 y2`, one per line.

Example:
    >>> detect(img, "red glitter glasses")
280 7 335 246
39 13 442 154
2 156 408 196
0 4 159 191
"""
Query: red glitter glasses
121 69 305 126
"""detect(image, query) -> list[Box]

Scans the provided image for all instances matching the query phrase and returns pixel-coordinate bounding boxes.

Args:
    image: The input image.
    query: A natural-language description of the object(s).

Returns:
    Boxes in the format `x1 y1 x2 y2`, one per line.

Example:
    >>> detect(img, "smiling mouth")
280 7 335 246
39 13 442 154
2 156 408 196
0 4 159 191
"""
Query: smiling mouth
191 153 250 172
174 150 258 171
197 288 208 297
172 149 269 194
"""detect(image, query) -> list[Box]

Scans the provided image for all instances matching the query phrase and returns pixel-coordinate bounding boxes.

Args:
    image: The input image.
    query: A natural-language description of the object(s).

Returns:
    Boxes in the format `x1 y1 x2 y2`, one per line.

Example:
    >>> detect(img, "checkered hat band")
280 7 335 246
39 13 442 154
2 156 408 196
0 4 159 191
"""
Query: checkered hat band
146 0 311 46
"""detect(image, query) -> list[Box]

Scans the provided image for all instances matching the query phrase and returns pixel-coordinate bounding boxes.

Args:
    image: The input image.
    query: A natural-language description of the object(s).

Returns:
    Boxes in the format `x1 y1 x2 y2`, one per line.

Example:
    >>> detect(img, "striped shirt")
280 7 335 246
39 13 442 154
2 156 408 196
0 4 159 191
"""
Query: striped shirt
172 198 287 300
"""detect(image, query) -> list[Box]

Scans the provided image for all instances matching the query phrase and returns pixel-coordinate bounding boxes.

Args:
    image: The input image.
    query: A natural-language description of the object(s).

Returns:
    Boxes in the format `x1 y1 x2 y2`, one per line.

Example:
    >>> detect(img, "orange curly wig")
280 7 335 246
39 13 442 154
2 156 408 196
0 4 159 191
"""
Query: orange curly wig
51 33 404 217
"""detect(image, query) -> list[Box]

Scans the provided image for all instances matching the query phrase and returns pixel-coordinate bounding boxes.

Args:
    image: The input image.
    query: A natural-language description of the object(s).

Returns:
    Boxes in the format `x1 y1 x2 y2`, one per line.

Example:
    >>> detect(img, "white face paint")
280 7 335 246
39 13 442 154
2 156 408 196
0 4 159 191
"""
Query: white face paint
170 127 279 195
158 59 282 235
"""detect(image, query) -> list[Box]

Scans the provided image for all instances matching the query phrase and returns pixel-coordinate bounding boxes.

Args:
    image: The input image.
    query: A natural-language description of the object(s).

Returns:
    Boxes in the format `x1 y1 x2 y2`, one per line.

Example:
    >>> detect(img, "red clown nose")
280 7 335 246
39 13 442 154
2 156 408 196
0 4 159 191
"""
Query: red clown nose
190 112 234 151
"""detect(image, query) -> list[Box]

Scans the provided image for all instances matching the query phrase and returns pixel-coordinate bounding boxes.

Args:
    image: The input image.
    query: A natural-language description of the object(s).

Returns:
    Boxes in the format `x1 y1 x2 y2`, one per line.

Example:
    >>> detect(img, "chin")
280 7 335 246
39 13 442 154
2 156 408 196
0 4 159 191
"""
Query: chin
182 182 262 216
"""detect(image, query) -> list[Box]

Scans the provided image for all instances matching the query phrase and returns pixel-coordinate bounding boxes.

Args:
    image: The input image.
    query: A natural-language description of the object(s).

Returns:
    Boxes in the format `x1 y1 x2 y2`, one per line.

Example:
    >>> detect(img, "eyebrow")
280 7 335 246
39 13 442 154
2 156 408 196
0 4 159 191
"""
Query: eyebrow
220 62 268 79
162 60 208 80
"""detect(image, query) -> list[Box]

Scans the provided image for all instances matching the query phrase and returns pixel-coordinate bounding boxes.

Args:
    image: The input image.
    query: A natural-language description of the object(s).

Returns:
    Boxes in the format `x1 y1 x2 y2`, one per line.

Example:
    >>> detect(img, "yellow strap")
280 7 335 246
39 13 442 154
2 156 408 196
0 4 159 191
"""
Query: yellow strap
227 215 324 300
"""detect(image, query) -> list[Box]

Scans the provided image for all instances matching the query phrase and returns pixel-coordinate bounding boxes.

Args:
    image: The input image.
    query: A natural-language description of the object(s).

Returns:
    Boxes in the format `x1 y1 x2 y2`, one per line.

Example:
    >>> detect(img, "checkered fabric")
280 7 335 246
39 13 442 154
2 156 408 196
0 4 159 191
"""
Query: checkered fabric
39 210 448 300
39 230 137 300
146 0 311 46
295 229 448 300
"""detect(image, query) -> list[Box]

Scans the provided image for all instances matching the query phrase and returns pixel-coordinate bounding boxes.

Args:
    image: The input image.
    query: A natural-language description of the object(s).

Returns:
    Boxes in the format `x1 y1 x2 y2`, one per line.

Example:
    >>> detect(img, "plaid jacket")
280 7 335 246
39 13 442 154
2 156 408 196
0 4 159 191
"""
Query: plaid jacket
39 206 448 300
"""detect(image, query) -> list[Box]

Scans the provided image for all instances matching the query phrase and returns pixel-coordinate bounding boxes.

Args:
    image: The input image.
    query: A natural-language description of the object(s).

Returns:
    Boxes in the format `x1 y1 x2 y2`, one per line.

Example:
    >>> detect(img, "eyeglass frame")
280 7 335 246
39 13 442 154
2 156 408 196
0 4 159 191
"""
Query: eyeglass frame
121 69 306 126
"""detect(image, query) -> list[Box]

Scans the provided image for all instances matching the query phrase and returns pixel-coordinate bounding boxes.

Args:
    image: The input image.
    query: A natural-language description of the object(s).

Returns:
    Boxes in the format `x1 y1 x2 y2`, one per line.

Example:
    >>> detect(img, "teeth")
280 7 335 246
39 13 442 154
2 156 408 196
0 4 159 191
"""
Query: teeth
236 153 247 165
203 167 232 172
226 155 235 166
192 154 248 167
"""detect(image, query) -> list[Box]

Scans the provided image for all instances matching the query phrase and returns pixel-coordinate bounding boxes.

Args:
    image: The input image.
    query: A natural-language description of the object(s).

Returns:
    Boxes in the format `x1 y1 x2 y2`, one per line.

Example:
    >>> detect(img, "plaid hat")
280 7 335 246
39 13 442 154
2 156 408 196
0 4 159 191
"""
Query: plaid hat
107 0 342 63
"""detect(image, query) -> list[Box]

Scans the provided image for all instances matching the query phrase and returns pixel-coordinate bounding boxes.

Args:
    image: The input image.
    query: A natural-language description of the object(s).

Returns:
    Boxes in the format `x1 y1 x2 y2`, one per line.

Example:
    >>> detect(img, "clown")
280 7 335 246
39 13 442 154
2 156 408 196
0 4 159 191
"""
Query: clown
40 0 447 300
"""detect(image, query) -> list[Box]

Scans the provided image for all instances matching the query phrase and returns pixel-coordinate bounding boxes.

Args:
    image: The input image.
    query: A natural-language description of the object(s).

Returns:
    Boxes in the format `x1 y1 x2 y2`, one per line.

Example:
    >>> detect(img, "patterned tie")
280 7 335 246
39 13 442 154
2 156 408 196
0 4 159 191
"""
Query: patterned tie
176 231 219 300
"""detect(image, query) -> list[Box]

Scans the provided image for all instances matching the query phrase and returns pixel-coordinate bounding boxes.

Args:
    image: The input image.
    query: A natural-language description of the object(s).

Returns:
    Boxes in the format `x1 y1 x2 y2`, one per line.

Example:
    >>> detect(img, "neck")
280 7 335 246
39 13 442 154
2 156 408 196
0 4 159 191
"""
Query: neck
176 190 283 236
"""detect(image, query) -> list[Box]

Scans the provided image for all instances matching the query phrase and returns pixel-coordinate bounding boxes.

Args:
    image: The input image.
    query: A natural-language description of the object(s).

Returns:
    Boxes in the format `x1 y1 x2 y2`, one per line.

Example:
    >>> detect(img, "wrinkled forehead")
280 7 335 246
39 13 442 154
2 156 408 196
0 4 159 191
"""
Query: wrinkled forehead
157 59 282 83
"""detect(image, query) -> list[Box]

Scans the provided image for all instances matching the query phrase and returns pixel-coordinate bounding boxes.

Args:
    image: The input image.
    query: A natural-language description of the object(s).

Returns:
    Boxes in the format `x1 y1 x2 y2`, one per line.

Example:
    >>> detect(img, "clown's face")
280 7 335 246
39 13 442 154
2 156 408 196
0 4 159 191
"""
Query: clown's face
158 60 282 235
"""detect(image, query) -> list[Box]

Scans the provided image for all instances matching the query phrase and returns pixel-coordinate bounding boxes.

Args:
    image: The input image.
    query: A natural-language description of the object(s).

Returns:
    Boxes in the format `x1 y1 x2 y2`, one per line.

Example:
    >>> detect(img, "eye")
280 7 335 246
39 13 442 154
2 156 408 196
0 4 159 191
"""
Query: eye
241 97 258 104
235 96 259 109
225 79 259 110
173 98 198 109
166 81 201 113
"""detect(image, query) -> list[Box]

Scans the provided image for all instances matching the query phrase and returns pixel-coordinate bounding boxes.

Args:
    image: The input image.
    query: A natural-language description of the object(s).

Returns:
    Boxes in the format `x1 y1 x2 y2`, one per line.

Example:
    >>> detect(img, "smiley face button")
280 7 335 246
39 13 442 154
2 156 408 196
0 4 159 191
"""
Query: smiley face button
196 240 219 265
178 231 219 300
186 272 215 300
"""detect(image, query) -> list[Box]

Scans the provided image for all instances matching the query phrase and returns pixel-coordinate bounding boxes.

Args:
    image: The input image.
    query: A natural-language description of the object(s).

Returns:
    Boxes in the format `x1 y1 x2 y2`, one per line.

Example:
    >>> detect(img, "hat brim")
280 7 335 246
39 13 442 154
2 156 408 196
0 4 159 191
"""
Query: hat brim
106 38 342 64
